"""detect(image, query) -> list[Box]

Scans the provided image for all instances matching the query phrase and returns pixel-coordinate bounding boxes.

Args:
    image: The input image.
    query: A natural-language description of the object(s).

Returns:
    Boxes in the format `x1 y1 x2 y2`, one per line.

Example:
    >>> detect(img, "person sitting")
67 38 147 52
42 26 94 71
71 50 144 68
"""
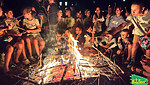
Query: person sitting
93 7 105 35
95 33 117 59
52 29 66 55
4 9 30 66
22 7 45 62
117 29 132 64
105 6 126 36
74 26 85 48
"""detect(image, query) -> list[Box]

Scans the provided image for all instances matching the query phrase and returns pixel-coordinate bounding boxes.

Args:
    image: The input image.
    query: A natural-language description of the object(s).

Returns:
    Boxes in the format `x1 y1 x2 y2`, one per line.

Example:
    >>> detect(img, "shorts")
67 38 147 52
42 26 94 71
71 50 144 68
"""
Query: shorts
0 41 9 53
139 37 150 50
27 33 43 40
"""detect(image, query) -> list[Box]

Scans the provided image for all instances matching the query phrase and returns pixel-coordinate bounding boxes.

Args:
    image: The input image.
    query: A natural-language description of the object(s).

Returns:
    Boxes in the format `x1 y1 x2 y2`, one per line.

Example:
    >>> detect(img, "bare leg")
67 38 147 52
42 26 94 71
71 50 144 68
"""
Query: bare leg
127 44 132 61
21 39 27 60
3 45 14 72
146 49 150 58
25 37 32 57
33 39 40 57
39 38 45 54
131 42 139 58
13 42 23 63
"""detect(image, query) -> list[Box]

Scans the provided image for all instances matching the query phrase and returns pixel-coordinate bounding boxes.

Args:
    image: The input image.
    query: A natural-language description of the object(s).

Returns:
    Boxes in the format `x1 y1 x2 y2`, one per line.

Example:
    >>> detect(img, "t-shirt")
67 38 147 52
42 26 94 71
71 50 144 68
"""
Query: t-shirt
126 11 150 36
106 15 125 31
4 18 20 34
64 17 75 28
93 14 105 32
23 18 40 35
99 37 117 49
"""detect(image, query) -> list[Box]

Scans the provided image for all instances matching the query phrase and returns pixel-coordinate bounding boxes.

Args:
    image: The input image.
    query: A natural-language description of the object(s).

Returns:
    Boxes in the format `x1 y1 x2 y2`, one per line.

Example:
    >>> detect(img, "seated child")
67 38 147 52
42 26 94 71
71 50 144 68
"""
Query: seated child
4 9 30 65
52 29 66 55
96 33 117 58
22 7 45 61
117 29 132 64
74 26 85 47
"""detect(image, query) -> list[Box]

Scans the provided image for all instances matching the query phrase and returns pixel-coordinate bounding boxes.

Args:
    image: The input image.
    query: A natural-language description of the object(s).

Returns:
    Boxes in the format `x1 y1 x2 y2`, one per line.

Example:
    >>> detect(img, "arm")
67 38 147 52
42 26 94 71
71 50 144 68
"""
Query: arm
26 25 41 33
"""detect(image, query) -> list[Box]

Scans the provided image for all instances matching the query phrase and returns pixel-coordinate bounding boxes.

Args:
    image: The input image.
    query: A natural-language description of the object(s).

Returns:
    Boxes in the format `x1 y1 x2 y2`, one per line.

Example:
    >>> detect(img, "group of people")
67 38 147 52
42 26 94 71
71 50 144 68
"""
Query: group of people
0 0 150 81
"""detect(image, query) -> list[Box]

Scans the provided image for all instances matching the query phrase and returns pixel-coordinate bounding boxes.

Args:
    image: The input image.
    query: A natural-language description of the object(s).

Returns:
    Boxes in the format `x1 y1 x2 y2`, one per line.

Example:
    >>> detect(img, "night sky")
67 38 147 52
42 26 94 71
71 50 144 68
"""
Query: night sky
2 0 150 17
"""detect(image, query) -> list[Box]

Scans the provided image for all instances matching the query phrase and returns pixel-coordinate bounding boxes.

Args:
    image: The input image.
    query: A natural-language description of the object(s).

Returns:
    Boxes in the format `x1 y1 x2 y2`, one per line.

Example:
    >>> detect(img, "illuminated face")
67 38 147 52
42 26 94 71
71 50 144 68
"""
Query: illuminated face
131 4 141 16
95 7 100 14
6 10 13 18
116 8 121 16
0 8 3 16
48 0 54 4
57 33 62 40
57 10 63 17
76 27 81 34
121 31 128 39
65 10 70 17
65 30 69 35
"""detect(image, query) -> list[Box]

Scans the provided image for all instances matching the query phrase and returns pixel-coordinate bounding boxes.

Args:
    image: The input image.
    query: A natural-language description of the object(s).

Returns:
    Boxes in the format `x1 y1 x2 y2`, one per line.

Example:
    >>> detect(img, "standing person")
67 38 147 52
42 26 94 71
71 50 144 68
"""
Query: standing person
23 7 45 61
126 1 150 67
93 7 105 35
47 0 58 30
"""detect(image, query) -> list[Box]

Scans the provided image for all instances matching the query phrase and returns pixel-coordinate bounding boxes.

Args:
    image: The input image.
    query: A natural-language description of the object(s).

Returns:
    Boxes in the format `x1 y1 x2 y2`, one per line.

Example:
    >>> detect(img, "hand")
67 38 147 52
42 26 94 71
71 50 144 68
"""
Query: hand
26 30 31 33
92 19 95 23
39 14 43 21
103 45 109 48
125 12 129 17
106 14 110 19
118 37 121 42
47 5 50 11
8 24 13 30
8 37 13 42
16 33 22 36
15 19 20 26
105 49 110 53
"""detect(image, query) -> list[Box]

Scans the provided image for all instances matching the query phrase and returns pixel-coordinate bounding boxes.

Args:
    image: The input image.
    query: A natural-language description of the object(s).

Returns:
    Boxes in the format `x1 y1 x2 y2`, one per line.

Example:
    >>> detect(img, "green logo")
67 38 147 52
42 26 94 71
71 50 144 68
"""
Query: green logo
130 74 148 85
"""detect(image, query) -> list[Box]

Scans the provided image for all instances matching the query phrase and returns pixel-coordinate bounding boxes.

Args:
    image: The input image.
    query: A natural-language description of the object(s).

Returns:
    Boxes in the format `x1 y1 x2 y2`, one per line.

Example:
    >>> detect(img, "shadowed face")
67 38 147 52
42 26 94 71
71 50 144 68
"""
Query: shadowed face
85 11 90 17
116 8 121 16
6 10 13 18
95 7 100 14
57 10 63 17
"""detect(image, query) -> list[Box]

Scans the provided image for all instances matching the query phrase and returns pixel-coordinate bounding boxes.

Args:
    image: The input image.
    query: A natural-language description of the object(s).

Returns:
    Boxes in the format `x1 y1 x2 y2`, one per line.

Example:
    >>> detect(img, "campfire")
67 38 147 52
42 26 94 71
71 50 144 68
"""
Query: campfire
25 34 124 84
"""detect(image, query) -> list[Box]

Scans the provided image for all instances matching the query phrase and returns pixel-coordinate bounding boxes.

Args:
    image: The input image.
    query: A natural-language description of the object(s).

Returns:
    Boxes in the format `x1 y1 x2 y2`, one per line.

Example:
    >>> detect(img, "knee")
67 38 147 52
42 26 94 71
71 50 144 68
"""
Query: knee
132 42 139 47
7 46 14 53
40 40 45 47
18 43 23 50
117 50 121 55
25 38 30 43
33 39 38 43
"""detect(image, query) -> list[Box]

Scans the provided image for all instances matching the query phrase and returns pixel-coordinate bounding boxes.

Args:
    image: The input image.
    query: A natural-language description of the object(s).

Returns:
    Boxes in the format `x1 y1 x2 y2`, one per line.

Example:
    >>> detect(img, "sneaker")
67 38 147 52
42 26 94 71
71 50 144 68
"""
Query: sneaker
30 56 36 62
22 59 30 65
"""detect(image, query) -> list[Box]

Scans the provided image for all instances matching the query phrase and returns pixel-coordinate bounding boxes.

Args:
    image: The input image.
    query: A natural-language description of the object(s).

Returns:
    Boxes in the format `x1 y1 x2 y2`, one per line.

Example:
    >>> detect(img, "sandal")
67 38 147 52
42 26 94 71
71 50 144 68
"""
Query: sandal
124 60 130 65
130 66 144 75
30 56 36 62
22 59 30 65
